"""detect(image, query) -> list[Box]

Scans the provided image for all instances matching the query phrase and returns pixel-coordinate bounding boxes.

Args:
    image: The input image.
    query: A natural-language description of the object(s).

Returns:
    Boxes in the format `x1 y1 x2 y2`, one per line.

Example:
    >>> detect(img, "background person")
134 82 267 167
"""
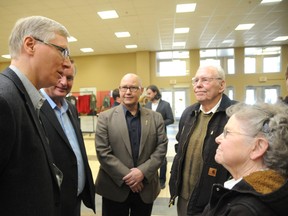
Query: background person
169 65 236 215
112 88 121 107
145 84 174 189
0 15 70 215
202 102 288 216
40 60 95 216
95 73 168 216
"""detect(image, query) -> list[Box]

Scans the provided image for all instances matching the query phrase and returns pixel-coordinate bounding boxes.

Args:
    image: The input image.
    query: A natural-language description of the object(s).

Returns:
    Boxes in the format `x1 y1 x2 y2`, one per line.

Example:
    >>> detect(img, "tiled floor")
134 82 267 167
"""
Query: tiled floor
81 122 179 216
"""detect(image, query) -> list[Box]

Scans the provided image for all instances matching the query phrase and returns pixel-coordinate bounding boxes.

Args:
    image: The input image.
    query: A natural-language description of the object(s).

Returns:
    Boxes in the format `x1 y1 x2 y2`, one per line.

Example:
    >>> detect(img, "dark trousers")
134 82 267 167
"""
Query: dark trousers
159 157 167 184
102 192 153 216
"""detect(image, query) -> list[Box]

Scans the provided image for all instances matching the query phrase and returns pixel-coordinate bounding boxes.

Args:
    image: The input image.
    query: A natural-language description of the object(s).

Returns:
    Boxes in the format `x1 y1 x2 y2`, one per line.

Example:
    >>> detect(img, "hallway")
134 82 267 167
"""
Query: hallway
81 122 179 216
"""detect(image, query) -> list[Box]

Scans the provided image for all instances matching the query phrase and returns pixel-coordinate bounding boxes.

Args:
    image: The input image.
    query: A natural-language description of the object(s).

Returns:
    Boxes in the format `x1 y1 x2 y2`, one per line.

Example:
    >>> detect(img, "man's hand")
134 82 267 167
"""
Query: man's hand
123 168 145 192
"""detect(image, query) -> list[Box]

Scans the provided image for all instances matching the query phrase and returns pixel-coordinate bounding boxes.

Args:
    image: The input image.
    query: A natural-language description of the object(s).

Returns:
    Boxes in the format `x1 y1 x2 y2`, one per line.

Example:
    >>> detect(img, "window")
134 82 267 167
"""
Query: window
244 57 256 74
156 51 189 77
200 48 235 74
263 56 280 73
244 47 281 74
225 86 234 100
245 86 280 104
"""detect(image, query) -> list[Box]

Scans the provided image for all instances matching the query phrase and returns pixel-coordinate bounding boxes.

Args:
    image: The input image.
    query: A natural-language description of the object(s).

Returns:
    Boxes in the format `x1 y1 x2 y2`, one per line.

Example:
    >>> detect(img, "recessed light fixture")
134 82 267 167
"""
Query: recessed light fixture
80 48 94 53
68 36 77 42
1 54 11 59
125 45 137 49
261 0 282 4
235 23 255 30
115 32 131 38
176 3 196 13
174 28 190 34
272 36 288 41
173 42 186 47
97 10 119 19
222 40 235 44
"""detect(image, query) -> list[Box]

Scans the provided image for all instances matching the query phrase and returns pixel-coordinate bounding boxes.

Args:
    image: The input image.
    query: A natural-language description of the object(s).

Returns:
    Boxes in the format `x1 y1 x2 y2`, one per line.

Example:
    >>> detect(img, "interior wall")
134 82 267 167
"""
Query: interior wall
1 44 287 104
72 53 137 92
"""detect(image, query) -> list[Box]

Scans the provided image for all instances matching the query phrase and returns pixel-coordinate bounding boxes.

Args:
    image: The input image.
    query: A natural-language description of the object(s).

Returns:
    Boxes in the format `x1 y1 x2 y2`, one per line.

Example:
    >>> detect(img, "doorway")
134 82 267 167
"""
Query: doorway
161 88 190 121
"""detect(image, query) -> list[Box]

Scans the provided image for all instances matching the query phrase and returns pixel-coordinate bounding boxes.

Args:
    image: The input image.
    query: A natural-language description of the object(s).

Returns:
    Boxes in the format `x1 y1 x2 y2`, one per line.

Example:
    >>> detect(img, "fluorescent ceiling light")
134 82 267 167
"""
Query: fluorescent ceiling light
176 3 196 13
68 36 77 42
173 42 186 47
125 45 137 49
80 48 94 53
1 54 11 59
272 36 288 41
174 28 190 34
115 32 131 38
97 10 119 19
235 23 255 30
222 40 234 44
261 0 282 4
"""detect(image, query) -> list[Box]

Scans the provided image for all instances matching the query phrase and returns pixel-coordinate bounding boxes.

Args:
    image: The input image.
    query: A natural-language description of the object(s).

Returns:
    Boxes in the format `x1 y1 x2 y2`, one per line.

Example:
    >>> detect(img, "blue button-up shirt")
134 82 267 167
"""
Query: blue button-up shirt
40 89 85 195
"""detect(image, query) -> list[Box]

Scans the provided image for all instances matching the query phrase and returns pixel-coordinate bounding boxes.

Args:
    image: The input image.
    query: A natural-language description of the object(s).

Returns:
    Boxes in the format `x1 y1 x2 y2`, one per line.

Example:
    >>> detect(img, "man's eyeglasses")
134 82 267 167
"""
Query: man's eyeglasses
34 37 70 59
119 86 140 92
192 77 222 86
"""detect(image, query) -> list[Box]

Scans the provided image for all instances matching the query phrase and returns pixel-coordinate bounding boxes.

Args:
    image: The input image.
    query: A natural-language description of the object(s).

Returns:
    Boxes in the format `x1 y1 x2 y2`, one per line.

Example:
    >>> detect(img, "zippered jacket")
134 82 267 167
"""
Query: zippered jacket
202 170 288 216
169 94 236 215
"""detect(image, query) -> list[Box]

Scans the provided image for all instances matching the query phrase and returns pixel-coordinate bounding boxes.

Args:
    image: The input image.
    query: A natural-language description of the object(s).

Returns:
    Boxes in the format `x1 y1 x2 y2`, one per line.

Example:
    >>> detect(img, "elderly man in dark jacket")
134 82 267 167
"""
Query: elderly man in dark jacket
169 65 237 216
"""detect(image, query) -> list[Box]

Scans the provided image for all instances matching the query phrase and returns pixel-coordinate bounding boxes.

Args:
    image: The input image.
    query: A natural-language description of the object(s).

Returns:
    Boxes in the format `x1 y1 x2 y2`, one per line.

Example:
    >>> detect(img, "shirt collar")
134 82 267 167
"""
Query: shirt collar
122 103 141 116
40 88 68 112
200 97 222 114
9 65 45 110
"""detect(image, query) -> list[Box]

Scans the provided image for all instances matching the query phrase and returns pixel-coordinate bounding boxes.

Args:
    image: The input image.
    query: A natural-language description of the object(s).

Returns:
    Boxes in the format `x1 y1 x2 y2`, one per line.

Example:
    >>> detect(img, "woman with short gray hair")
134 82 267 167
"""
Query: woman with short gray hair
202 102 288 216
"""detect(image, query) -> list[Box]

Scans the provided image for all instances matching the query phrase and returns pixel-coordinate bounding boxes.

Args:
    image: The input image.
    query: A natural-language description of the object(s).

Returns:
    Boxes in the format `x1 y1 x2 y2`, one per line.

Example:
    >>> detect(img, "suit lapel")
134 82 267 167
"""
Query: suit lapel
115 106 133 157
139 108 150 155
156 99 162 112
66 103 87 156
41 101 72 149
2 69 61 189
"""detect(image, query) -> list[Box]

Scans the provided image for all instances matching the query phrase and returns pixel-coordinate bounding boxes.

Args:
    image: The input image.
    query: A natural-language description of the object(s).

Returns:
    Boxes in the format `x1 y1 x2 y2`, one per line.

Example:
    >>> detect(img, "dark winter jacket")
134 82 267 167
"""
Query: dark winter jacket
169 94 236 215
202 170 288 216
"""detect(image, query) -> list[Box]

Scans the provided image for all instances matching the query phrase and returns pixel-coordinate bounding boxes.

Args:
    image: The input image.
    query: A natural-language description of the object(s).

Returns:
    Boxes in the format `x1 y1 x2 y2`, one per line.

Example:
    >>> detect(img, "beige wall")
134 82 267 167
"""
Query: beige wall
1 44 288 104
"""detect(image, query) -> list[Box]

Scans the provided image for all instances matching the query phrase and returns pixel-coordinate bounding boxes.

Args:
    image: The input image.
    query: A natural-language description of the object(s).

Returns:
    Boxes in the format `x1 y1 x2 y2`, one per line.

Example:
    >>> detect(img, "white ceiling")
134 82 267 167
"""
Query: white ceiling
0 0 288 62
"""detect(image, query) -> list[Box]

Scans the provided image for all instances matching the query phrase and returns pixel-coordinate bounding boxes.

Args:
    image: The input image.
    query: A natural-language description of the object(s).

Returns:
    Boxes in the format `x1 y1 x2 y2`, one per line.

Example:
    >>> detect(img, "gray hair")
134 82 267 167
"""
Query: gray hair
197 64 226 80
9 16 70 59
226 102 288 177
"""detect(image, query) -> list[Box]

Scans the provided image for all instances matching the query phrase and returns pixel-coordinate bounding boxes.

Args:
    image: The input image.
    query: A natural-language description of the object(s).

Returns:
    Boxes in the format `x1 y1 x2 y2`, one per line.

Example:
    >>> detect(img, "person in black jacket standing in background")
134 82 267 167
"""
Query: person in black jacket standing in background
40 60 95 216
169 65 236 215
145 85 174 189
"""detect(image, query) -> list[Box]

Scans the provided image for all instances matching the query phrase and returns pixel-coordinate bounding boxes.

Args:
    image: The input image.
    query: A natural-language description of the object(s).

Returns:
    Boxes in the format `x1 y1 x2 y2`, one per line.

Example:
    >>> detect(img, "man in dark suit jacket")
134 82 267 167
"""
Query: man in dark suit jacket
40 60 95 216
0 16 71 215
145 85 174 189
95 73 168 216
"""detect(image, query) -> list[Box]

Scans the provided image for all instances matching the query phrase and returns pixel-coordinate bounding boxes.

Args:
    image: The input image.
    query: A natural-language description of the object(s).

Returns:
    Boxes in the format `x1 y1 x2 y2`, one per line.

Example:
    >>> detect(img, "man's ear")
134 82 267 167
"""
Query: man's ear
23 36 36 55
219 80 226 93
250 138 269 160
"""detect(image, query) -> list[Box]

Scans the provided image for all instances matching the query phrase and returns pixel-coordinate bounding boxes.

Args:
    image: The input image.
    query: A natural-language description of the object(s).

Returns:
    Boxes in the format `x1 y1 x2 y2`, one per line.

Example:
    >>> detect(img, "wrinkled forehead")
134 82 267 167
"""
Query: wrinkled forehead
196 66 217 77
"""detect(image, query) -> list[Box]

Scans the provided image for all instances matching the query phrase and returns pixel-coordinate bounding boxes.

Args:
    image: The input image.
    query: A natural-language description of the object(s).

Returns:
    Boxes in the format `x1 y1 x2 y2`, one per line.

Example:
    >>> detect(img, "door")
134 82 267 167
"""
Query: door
161 88 190 121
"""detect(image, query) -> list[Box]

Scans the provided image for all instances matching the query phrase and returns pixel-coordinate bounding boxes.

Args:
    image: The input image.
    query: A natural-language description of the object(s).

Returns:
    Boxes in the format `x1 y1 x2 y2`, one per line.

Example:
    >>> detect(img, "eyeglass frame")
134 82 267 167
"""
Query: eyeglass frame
222 127 252 139
33 37 70 58
192 76 222 86
119 86 141 92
